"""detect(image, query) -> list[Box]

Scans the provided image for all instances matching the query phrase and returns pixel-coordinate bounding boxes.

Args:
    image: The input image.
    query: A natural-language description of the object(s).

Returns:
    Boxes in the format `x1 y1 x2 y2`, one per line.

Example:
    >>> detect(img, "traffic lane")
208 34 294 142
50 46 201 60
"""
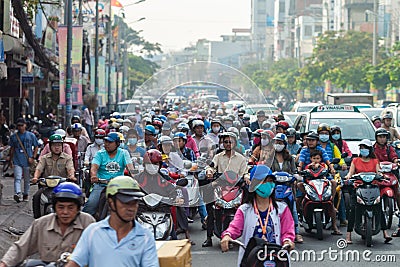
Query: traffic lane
188 218 400 266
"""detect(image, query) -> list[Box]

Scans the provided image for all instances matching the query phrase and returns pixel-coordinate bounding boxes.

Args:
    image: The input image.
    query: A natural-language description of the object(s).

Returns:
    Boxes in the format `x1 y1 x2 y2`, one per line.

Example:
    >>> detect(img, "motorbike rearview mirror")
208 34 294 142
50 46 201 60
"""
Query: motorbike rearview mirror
183 160 193 170
176 178 188 187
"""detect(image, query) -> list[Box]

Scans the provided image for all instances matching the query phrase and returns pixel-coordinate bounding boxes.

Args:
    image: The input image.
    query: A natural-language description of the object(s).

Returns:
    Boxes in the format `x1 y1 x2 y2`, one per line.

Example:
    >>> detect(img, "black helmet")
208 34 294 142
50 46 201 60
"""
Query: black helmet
375 127 390 140
71 115 81 123
306 132 319 140
317 123 330 133
286 128 296 137
330 125 341 133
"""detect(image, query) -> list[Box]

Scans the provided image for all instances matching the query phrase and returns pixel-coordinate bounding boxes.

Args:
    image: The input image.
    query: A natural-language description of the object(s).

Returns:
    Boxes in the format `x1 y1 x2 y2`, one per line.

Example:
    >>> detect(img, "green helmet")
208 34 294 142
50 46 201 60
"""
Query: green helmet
106 176 144 201
49 134 63 143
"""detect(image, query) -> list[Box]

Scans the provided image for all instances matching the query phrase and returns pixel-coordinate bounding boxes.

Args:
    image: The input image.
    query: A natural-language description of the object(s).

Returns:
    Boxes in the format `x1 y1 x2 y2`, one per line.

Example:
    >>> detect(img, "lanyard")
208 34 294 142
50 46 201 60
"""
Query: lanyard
254 199 272 236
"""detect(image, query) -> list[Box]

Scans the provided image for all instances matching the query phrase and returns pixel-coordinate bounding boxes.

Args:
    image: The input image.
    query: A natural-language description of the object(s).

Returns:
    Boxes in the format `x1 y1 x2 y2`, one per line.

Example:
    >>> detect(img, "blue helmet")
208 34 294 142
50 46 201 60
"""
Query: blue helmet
52 182 83 206
158 115 167 123
145 125 156 135
173 132 187 141
104 132 120 143
249 165 274 181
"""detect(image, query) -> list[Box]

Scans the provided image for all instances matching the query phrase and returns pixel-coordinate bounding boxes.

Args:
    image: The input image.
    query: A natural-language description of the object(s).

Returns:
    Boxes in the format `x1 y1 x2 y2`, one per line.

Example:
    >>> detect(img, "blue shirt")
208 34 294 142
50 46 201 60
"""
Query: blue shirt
92 148 132 180
70 216 159 267
123 144 146 158
298 145 330 168
287 143 301 156
9 131 38 167
253 210 276 243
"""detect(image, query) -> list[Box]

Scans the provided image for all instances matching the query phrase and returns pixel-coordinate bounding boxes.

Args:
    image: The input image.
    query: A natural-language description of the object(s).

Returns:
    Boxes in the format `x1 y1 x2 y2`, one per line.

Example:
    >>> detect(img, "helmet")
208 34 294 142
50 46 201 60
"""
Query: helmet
242 114 251 121
375 127 390 140
261 130 275 139
173 132 187 141
286 128 296 137
276 121 289 130
143 149 162 164
71 115 81 123
192 120 204 129
104 132 120 143
317 123 330 133
52 182 83 206
106 176 144 200
71 123 82 131
162 122 171 131
116 132 125 142
359 139 373 147
119 125 130 133
111 112 121 119
252 129 264 137
210 119 222 126
177 123 190 132
330 125 341 133
249 165 274 182
371 115 381 123
227 127 239 137
145 125 156 135
382 113 393 120
158 135 173 144
219 131 237 143
152 119 163 128
54 129 66 137
306 132 319 140
49 134 64 143
274 133 287 144
158 115 167 123
167 112 178 120
94 129 106 138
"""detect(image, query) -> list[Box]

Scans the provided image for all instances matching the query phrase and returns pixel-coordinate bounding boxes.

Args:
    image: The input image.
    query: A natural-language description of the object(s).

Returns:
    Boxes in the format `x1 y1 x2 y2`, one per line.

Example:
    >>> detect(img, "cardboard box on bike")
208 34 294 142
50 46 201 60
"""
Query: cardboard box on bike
156 239 192 267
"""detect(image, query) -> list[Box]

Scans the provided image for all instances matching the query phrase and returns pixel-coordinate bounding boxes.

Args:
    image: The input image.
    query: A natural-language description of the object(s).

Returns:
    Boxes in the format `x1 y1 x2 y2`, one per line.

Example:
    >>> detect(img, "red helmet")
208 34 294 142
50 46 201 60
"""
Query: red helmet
262 130 275 139
152 119 163 128
94 129 106 138
276 121 289 130
143 149 162 164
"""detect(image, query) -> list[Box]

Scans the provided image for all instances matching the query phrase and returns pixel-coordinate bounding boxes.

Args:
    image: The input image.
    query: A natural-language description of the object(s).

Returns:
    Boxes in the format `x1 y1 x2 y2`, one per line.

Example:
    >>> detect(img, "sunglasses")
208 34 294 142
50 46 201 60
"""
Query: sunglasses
223 140 233 144
17 124 24 127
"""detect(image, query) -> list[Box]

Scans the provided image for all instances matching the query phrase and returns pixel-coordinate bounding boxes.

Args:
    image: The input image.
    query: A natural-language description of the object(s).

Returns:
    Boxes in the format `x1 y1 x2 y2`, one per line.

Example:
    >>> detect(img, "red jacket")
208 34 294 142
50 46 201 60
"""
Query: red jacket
373 144 398 163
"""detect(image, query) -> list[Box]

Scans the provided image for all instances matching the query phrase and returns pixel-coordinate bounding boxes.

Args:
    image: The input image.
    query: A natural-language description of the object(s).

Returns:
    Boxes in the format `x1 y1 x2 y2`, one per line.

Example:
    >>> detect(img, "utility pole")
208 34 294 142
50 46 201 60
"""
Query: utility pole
94 0 99 121
107 2 113 113
372 0 377 66
115 17 120 104
65 0 73 126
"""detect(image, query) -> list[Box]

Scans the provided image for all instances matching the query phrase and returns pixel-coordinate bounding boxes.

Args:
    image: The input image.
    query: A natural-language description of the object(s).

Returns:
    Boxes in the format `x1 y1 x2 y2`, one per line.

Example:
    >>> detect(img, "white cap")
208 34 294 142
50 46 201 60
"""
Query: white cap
359 139 373 147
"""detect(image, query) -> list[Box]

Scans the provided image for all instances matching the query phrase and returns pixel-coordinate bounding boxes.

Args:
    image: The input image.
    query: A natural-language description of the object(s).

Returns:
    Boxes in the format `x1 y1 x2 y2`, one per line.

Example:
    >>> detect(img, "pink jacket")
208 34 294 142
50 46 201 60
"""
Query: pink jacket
185 135 199 158
222 202 295 266
39 143 73 160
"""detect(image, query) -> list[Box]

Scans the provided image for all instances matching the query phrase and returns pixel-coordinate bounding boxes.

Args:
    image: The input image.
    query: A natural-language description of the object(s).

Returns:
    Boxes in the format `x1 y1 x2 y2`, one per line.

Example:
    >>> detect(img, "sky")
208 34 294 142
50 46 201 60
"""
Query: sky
121 0 251 52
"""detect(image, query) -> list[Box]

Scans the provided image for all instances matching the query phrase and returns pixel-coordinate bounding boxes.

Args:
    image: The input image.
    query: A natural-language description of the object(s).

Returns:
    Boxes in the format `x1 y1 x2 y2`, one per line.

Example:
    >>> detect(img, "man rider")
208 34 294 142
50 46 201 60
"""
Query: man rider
144 125 158 150
82 132 135 216
84 129 106 165
203 132 247 247
71 123 90 154
250 110 267 132
39 129 73 159
381 112 400 143
0 183 95 267
66 177 159 267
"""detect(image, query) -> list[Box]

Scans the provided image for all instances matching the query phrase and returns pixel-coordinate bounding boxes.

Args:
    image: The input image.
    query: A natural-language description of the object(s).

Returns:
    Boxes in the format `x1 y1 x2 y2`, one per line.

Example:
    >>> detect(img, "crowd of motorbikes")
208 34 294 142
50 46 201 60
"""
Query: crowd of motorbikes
10 114 400 267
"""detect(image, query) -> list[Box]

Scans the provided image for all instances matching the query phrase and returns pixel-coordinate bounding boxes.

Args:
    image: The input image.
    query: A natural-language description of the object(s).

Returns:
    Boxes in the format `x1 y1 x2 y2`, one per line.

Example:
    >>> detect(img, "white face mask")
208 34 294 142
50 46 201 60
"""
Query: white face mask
212 126 220 133
261 138 269 146
274 144 285 152
145 164 159 175
94 138 104 145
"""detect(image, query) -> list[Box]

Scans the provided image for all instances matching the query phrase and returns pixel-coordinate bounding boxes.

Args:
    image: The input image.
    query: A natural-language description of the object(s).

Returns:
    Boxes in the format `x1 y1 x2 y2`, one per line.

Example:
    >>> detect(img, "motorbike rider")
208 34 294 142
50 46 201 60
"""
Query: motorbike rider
330 125 352 158
177 122 200 157
71 123 90 154
220 165 295 266
66 116 89 139
82 132 135 216
206 119 223 145
192 119 214 157
0 183 95 267
203 132 247 247
144 125 158 150
249 130 275 165
373 128 400 237
241 114 251 128
316 123 346 169
39 129 73 159
239 127 251 150
173 132 197 162
371 115 382 129
66 176 159 267
344 139 392 244
250 110 267 132
125 128 146 157
286 128 300 156
381 112 400 142
84 129 105 165
275 121 289 134
227 127 246 155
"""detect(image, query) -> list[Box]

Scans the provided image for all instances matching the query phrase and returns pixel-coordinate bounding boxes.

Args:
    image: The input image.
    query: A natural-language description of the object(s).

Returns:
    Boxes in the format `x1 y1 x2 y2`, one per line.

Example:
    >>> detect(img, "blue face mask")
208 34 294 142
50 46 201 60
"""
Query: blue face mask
128 138 137 145
255 182 275 198
359 148 370 157
154 130 159 135
332 134 340 141
319 134 329 143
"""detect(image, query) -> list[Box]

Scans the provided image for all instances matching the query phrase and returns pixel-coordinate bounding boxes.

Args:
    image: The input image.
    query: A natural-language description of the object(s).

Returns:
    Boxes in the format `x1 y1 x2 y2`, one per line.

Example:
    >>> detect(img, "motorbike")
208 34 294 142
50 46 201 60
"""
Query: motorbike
379 161 398 229
18 252 70 267
351 172 384 247
274 171 296 211
300 166 333 240
32 176 68 219
230 238 291 267
213 171 244 239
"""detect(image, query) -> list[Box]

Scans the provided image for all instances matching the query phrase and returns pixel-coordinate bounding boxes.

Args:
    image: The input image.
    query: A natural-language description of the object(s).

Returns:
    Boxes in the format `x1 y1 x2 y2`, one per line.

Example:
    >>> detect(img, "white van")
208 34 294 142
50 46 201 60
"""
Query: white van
116 100 141 118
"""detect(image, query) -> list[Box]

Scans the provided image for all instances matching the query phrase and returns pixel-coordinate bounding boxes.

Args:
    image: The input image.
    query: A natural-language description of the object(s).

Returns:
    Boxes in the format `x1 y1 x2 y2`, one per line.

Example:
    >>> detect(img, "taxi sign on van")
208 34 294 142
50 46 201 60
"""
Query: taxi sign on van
311 105 360 112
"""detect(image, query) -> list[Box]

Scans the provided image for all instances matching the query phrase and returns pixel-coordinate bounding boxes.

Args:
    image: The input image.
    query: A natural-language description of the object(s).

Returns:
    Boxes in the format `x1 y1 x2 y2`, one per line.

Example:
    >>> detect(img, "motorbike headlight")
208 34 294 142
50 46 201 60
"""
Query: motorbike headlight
46 178 60 187
137 217 154 233
373 196 381 205
356 196 365 205
156 217 171 239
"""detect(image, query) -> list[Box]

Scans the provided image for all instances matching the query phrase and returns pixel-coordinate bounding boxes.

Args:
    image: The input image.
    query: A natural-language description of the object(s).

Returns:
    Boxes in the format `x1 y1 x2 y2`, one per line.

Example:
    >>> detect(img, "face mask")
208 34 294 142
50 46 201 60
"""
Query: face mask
94 138 104 145
225 124 233 129
128 138 137 145
274 144 285 152
253 137 261 145
359 148 370 157
319 134 329 143
331 134 340 141
261 138 269 146
255 182 275 198
154 130 159 135
212 126 220 133
145 163 159 175
374 122 381 128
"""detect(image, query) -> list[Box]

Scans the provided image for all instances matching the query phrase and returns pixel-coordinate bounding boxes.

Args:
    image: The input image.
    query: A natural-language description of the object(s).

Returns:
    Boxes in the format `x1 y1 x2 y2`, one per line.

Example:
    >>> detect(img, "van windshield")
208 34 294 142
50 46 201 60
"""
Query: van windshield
117 103 136 113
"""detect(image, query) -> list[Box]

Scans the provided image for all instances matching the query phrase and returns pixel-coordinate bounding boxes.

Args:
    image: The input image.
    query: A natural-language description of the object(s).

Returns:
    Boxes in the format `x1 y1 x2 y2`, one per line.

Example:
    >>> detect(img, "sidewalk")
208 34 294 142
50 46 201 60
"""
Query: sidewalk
0 174 35 257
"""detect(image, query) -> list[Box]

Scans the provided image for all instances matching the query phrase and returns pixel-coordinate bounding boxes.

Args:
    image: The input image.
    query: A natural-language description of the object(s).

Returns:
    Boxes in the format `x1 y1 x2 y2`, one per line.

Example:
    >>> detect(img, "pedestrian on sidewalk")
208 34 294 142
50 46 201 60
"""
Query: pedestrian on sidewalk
9 118 38 203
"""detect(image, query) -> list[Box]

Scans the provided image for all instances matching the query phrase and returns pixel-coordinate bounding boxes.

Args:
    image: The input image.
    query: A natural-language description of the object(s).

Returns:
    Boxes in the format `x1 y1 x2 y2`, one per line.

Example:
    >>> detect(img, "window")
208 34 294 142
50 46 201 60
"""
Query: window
304 25 312 37
315 25 323 33
279 1 285 13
